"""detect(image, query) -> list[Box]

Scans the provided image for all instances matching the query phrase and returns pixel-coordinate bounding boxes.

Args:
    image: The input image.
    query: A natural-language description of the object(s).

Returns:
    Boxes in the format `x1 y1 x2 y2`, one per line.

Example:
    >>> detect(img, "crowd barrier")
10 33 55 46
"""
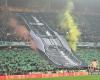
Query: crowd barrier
0 72 88 80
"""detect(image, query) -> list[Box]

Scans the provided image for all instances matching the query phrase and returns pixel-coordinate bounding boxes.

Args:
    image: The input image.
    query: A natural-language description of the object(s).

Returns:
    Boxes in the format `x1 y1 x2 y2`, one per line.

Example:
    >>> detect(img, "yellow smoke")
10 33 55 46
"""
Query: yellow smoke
61 0 80 52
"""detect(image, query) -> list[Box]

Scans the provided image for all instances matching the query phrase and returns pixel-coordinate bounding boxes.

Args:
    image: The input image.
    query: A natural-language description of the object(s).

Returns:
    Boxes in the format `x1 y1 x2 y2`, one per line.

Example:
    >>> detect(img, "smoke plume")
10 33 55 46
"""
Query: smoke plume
60 0 80 52
8 15 37 50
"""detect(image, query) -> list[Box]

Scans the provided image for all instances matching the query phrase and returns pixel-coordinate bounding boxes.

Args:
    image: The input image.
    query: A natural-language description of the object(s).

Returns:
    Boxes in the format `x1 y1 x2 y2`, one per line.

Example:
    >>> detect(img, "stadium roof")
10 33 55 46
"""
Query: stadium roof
0 0 100 13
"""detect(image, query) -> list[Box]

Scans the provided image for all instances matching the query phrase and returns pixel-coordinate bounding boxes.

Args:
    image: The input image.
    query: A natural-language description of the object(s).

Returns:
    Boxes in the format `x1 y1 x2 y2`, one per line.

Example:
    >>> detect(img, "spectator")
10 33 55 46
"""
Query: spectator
89 59 98 71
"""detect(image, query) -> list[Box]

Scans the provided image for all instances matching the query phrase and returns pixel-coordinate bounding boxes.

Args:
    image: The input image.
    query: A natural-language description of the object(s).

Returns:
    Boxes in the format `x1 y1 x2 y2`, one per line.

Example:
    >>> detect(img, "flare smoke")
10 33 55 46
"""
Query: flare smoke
61 0 80 51
8 16 37 50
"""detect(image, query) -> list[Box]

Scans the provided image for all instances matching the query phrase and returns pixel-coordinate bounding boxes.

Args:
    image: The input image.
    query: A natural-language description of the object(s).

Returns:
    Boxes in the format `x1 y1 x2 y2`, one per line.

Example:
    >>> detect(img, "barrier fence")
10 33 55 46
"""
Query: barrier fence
0 72 88 80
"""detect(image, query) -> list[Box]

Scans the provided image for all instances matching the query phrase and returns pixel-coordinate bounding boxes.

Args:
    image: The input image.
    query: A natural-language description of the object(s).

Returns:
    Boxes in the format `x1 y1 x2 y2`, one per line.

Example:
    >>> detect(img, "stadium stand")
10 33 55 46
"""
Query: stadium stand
0 48 55 75
74 14 100 42
76 48 100 68
0 22 22 42
19 13 83 67
0 12 100 75
0 12 100 42
0 47 100 75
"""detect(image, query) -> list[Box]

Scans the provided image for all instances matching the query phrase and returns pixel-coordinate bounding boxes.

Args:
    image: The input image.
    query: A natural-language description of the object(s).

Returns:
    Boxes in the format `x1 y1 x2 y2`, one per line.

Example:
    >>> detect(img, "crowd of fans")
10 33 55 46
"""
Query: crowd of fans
75 14 100 42
0 47 100 75
0 13 100 42
0 12 100 75
76 48 100 68
0 23 23 42
0 48 55 75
